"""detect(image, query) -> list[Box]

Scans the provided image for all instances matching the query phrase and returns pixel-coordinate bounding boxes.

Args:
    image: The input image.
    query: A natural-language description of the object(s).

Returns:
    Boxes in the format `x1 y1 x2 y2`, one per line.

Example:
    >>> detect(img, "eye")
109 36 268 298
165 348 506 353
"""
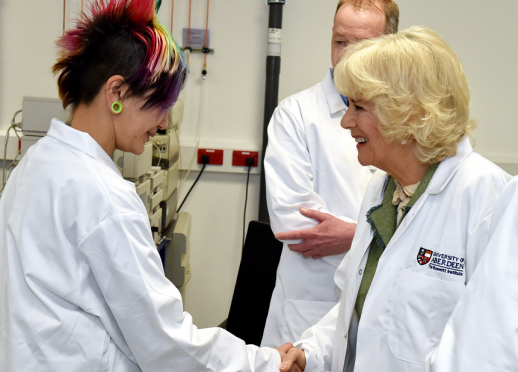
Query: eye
335 40 349 47
354 104 364 111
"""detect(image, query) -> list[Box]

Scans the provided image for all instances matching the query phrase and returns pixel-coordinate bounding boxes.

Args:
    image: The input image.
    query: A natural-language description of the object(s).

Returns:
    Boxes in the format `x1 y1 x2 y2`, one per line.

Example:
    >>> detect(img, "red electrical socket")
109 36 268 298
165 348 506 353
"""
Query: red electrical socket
232 150 259 167
198 148 223 165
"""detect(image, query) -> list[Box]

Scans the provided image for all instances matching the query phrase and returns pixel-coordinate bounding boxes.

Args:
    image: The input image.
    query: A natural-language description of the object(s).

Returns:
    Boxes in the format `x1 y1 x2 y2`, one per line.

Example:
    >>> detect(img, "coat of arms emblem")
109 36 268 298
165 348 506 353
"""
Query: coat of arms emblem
417 248 433 265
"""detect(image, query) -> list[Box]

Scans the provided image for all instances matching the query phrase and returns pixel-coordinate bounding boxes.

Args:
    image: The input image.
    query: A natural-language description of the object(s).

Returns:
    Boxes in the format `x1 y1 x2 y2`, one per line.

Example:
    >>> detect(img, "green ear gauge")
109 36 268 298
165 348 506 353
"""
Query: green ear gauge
111 101 123 114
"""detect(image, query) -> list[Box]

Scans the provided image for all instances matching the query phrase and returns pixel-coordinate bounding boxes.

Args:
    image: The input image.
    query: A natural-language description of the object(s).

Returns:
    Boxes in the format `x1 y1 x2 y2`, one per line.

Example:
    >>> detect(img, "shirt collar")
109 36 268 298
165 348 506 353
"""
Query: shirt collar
392 179 420 206
322 68 348 115
47 119 121 176
329 68 349 107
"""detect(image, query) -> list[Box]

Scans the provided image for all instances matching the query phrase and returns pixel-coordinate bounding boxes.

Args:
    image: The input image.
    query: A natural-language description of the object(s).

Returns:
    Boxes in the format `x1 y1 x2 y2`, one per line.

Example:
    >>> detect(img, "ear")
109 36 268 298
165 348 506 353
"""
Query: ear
104 75 127 114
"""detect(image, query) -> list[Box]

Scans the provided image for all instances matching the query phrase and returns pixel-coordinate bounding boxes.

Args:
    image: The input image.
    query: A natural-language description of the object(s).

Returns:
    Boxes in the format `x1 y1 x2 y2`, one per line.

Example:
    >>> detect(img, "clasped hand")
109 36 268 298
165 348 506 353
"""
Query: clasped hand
275 343 306 372
275 208 356 258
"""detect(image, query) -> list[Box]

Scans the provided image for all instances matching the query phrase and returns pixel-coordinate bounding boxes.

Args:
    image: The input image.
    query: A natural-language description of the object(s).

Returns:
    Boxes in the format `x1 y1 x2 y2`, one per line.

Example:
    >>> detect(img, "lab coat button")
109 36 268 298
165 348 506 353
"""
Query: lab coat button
359 269 362 275
344 333 348 339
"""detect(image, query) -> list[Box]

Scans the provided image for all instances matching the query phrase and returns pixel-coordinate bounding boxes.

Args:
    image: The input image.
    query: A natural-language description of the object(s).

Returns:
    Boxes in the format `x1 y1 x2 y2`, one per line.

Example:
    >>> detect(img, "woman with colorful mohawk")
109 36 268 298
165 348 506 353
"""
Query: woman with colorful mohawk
0 1 291 371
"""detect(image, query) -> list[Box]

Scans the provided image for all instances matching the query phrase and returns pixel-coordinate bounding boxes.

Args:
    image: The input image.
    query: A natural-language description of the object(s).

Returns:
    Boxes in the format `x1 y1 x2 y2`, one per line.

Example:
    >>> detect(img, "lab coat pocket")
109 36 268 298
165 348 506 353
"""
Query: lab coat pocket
282 299 337 343
387 269 464 365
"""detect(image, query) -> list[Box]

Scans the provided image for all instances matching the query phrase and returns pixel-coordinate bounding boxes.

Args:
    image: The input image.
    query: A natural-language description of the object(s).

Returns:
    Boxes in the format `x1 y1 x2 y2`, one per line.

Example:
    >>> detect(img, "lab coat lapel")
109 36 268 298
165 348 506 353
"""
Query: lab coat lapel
335 210 378 372
334 174 388 372
334 175 387 290
344 176 388 302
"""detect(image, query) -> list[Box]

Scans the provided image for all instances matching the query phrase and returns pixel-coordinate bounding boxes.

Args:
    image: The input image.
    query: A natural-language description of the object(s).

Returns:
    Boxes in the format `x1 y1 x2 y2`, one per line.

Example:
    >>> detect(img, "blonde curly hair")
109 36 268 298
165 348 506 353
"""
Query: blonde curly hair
334 26 477 164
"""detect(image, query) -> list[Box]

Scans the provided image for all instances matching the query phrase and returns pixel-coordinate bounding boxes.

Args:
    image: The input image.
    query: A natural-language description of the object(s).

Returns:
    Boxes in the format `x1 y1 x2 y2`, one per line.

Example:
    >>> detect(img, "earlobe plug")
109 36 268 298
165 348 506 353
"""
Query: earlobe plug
111 101 123 114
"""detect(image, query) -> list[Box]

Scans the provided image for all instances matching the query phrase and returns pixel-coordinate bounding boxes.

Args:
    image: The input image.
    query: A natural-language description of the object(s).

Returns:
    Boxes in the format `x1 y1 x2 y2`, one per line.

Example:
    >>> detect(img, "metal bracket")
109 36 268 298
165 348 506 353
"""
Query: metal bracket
266 0 287 4
180 47 214 55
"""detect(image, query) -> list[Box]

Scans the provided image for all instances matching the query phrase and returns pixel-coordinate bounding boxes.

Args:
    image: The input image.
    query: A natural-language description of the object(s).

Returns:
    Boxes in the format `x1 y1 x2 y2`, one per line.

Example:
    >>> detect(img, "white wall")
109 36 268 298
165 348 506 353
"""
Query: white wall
0 1 63 127
396 0 518 167
174 0 518 328
1 0 517 328
170 0 337 328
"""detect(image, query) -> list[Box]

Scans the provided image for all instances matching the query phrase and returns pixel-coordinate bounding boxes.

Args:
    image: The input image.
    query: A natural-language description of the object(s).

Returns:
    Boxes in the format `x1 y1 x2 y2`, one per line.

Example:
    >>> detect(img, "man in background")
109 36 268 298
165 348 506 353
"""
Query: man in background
261 0 399 347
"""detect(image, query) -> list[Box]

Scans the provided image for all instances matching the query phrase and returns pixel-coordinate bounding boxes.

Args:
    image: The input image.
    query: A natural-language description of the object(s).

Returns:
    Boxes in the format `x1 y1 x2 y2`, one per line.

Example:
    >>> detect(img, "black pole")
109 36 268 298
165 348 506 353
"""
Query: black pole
259 0 286 223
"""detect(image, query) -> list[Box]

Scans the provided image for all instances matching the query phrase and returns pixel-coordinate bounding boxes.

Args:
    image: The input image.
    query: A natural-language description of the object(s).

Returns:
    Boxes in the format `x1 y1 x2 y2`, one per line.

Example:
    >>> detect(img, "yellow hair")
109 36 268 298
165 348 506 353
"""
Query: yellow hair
335 26 477 164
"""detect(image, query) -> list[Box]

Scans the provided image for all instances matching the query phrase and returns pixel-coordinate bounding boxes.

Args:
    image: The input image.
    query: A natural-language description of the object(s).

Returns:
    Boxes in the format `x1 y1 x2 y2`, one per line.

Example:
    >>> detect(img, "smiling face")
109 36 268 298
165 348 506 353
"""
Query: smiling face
113 96 168 155
340 99 392 168
331 2 386 68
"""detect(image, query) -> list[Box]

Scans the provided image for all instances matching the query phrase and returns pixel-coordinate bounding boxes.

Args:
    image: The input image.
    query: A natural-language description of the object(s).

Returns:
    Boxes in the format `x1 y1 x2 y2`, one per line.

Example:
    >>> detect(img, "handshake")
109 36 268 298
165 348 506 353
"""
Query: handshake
275 343 307 372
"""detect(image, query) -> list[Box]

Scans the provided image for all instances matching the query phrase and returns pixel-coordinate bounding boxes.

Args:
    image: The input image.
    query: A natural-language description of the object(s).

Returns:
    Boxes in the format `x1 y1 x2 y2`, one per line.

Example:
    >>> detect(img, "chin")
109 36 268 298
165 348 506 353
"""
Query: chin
119 144 144 155
358 158 371 167
132 146 145 155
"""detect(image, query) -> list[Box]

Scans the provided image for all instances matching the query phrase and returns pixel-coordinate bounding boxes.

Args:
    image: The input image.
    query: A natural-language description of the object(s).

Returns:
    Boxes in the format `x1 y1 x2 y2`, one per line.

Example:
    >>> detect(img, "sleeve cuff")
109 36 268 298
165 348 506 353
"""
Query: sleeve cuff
272 348 282 366
294 341 324 372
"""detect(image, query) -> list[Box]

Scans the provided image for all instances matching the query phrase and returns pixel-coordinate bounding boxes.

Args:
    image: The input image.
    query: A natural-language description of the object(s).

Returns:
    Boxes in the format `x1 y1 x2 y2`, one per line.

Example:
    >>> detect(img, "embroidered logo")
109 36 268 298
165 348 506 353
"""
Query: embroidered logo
417 248 433 265
428 252 465 277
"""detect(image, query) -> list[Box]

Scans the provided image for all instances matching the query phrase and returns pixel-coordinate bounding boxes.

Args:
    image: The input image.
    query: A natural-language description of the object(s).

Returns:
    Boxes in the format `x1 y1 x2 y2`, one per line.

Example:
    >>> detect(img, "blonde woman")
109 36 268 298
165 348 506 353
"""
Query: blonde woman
280 26 510 372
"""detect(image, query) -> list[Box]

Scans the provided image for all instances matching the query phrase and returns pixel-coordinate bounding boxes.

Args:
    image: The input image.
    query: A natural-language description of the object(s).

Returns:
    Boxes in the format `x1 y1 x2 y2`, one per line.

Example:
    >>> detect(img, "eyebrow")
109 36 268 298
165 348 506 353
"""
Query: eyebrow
332 30 348 37
332 33 364 44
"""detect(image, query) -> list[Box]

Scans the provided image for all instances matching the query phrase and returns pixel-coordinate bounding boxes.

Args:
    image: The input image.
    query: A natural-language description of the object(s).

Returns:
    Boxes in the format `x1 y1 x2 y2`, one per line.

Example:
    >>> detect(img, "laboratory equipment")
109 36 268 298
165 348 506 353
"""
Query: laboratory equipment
20 97 71 156
164 212 192 295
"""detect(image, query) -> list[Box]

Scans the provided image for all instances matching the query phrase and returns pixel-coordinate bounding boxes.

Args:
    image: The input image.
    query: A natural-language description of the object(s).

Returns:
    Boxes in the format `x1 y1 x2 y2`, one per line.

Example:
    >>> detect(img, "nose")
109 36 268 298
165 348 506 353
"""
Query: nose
341 108 355 130
158 112 168 130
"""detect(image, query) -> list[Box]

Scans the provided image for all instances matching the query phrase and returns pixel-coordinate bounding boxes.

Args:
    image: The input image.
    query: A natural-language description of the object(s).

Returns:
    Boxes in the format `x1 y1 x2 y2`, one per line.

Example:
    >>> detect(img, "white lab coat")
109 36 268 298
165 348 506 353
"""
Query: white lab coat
262 70 372 347
0 120 281 372
425 175 518 372
296 138 511 372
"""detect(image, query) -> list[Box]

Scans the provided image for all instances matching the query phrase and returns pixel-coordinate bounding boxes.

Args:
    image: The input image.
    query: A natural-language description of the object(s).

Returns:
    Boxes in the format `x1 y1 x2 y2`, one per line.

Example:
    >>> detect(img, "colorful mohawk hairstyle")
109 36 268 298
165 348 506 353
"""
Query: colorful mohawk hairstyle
53 0 188 111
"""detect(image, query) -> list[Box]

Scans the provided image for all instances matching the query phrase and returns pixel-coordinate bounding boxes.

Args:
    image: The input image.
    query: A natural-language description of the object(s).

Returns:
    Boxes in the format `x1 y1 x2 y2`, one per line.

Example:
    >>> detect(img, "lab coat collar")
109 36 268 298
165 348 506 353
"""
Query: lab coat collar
364 138 473 257
368 137 473 259
427 137 473 195
322 68 347 115
47 119 121 176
